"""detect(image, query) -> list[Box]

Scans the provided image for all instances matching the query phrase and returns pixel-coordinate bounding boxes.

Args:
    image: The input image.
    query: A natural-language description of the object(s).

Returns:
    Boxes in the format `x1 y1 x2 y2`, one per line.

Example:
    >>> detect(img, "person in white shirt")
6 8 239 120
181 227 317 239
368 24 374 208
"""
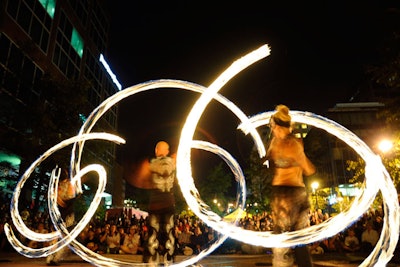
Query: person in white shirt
342 228 360 253
120 225 143 254
361 223 379 253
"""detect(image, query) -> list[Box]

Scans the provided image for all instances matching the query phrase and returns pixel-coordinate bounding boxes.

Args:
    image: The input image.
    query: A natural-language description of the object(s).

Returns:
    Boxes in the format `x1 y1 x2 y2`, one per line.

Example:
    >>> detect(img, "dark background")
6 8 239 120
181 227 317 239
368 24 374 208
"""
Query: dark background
104 2 395 184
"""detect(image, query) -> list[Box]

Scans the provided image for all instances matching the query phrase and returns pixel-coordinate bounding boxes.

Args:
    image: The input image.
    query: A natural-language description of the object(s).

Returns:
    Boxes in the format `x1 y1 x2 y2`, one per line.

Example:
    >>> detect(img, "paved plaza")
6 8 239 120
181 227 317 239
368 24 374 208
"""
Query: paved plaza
1 250 400 267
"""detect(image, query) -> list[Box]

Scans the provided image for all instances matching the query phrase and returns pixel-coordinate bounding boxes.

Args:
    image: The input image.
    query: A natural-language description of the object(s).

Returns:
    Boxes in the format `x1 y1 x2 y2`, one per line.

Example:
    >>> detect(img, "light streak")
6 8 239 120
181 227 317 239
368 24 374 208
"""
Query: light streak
236 111 399 266
4 44 398 267
4 133 124 257
99 54 122 90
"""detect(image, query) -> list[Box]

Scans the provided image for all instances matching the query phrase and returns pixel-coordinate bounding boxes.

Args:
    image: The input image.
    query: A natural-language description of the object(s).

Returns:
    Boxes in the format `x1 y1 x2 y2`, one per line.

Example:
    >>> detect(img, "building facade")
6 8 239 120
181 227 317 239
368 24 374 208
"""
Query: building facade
316 102 386 209
0 0 124 207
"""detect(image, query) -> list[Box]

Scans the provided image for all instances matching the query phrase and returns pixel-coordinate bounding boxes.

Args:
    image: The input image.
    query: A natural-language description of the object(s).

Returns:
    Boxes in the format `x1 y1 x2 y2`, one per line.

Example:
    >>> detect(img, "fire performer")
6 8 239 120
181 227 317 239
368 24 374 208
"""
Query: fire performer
265 104 316 267
142 141 177 264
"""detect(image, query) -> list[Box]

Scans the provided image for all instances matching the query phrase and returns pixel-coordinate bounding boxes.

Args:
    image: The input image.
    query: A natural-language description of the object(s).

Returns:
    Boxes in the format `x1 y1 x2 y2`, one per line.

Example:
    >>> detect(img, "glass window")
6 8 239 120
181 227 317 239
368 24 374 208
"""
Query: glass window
21 58 35 84
24 0 35 9
39 31 49 52
32 68 43 95
59 50 67 74
34 0 46 21
0 68 4 86
30 17 42 45
4 71 18 95
18 82 32 103
0 35 11 64
6 0 18 18
71 28 84 57
9 45 24 74
38 0 56 18
17 2 31 33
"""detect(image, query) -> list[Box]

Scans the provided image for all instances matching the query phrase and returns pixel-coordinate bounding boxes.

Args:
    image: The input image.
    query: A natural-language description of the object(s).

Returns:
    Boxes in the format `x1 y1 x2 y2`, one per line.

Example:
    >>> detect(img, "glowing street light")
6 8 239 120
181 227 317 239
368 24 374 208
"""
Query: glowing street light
311 182 319 192
378 139 393 154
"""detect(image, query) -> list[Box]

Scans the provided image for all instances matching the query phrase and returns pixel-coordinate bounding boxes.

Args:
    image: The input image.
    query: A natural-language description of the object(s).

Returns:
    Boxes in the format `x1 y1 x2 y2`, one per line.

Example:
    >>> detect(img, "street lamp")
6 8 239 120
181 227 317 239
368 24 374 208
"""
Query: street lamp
311 181 319 209
378 139 393 154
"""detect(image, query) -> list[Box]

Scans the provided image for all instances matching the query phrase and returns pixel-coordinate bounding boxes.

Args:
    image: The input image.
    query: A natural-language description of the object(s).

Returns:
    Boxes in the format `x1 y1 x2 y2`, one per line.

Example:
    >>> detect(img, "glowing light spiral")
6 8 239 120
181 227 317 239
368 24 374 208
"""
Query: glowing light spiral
176 69 399 266
4 43 398 267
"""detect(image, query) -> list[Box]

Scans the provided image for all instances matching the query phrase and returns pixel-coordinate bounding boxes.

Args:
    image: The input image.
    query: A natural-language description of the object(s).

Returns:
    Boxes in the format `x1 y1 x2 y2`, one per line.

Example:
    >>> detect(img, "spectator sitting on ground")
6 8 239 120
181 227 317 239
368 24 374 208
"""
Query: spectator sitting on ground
118 226 126 247
320 233 343 253
361 222 379 254
189 226 206 254
120 225 143 255
177 225 193 255
95 225 107 254
309 241 324 255
106 224 121 254
342 228 360 253
84 229 99 252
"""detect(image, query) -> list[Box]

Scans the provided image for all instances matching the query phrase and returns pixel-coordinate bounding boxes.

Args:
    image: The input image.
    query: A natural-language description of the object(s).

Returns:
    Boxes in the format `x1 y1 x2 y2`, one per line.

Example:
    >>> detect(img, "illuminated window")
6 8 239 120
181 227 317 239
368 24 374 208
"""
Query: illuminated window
0 151 21 167
71 28 84 57
38 0 56 18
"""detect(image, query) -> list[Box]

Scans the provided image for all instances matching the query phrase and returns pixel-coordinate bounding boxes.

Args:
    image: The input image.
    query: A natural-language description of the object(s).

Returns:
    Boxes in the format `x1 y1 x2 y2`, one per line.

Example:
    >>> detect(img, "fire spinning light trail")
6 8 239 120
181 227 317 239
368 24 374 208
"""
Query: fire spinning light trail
4 44 399 267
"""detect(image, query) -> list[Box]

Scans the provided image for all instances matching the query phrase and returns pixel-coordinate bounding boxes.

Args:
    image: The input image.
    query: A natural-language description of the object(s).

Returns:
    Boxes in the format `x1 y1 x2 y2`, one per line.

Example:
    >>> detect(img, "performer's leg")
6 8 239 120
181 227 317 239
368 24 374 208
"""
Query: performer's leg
163 213 175 263
271 207 295 266
143 213 160 263
46 253 56 265
271 187 295 267
52 245 71 264
46 213 75 266
293 195 313 267
294 245 313 267
272 247 294 267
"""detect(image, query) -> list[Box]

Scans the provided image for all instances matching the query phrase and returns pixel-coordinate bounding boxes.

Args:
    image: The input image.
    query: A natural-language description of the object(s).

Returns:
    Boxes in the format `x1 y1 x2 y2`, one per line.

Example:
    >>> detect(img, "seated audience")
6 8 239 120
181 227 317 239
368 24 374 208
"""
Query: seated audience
361 223 379 253
120 225 143 254
342 228 360 253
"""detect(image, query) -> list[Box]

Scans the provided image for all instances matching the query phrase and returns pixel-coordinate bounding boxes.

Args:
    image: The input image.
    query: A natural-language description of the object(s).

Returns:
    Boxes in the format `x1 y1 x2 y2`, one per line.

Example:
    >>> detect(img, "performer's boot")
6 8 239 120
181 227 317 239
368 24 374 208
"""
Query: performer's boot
294 245 313 267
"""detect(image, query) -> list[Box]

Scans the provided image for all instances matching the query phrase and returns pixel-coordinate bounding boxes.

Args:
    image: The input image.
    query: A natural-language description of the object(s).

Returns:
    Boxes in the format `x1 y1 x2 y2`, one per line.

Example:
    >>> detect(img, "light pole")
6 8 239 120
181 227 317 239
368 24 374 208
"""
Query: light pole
311 181 319 210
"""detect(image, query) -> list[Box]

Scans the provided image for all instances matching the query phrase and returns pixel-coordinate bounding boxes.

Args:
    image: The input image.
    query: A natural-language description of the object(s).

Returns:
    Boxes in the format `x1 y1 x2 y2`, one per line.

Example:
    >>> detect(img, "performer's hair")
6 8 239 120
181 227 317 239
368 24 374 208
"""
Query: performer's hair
271 104 291 128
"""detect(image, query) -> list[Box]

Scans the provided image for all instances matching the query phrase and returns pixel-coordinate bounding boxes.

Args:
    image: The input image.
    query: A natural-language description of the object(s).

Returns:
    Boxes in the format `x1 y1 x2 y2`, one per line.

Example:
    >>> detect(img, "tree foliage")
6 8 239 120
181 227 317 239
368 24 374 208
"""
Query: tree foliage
347 14 400 197
5 75 92 212
197 162 234 215
22 75 91 167
245 148 272 212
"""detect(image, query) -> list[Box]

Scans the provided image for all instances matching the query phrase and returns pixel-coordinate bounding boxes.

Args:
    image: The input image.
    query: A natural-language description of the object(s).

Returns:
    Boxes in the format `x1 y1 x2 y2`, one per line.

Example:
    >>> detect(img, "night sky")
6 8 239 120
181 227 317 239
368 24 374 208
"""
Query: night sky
104 2 393 183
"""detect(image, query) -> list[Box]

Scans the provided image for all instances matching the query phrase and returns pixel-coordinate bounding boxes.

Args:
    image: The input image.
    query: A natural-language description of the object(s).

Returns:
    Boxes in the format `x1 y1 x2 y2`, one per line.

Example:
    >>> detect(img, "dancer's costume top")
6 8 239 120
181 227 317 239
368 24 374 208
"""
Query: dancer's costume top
148 156 176 213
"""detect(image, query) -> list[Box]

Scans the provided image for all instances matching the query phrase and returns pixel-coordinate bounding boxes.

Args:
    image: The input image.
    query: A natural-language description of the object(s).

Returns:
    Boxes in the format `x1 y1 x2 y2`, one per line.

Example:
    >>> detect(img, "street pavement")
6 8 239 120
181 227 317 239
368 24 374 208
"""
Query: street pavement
1 250 400 267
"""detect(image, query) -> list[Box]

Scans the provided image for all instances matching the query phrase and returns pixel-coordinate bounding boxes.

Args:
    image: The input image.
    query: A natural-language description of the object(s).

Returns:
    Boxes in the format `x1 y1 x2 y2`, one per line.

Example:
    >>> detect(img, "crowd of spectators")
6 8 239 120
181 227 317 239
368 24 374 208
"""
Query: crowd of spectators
0 200 389 258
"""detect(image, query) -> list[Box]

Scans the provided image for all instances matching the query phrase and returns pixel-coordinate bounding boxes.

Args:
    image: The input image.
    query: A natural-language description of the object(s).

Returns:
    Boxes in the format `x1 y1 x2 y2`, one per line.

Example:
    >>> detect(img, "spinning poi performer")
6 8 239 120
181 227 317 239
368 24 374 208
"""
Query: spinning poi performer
265 104 316 267
141 141 177 264
46 168 77 266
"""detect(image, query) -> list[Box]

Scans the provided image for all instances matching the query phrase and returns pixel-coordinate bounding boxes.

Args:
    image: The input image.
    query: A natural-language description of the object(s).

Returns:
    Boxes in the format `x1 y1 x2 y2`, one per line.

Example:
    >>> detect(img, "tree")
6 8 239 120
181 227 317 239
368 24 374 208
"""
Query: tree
347 9 400 205
245 149 272 213
6 75 91 212
197 162 234 215
21 75 91 168
244 125 326 213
